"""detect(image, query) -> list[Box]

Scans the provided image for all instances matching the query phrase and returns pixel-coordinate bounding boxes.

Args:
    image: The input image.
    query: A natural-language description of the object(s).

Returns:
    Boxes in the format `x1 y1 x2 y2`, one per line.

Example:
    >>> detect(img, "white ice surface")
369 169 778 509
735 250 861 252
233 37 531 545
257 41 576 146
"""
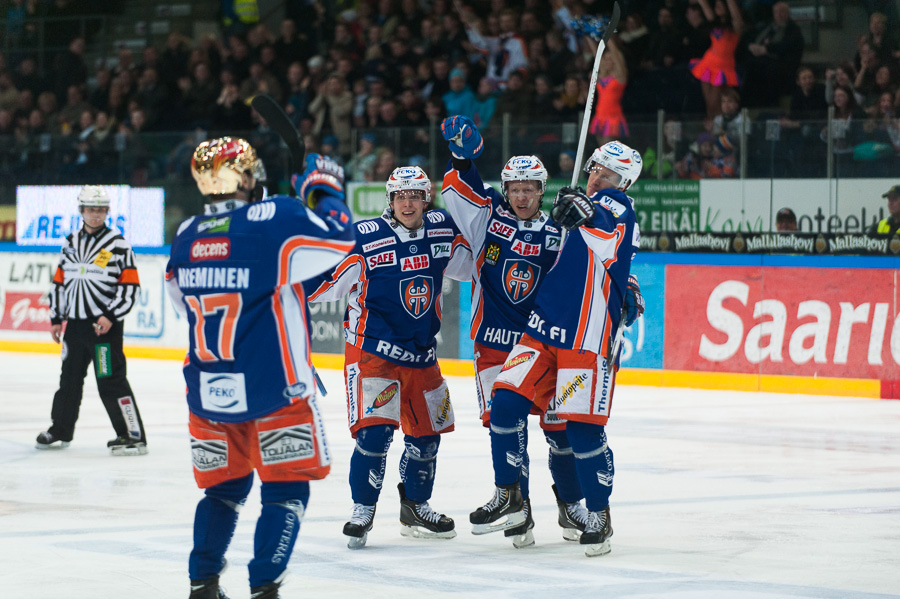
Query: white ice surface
1 351 899 599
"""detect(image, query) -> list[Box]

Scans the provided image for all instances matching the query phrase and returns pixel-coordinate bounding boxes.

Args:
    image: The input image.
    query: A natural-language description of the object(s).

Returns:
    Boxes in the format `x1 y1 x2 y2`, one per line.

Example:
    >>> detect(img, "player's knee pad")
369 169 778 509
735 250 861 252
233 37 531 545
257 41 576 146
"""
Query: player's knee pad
566 421 613 511
399 434 440 502
355 424 394 455
260 480 310 514
543 429 581 502
489 389 532 431
249 483 308 589
566 421 608 455
205 472 254 510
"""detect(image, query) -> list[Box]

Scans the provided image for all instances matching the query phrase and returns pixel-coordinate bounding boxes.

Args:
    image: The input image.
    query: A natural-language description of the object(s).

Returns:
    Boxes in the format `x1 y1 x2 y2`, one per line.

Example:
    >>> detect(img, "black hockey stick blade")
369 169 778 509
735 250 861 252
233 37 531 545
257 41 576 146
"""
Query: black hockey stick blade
250 94 306 183
604 3 621 45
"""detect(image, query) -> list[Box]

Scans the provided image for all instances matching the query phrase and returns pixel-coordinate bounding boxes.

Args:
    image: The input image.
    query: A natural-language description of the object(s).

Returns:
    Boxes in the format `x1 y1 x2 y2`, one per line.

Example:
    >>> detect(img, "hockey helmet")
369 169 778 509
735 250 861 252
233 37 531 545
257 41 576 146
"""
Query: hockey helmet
77 185 110 208
191 137 266 196
501 155 547 197
583 141 642 190
385 166 431 205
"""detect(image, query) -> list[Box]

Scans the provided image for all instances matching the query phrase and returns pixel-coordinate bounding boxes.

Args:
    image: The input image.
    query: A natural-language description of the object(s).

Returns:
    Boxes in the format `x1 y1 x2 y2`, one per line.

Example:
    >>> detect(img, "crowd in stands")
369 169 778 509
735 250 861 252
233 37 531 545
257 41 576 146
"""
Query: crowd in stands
1 0 900 187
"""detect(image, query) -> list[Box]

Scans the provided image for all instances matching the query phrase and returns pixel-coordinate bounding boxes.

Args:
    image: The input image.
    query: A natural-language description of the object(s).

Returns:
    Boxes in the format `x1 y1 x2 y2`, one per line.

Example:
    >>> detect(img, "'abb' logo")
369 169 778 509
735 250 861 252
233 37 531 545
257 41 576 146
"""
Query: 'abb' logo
401 255 430 271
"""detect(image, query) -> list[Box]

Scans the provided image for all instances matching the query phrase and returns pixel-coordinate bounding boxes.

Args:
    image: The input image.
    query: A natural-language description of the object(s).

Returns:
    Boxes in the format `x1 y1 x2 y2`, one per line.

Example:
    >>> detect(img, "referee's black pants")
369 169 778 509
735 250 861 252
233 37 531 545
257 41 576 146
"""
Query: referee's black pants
47 319 146 443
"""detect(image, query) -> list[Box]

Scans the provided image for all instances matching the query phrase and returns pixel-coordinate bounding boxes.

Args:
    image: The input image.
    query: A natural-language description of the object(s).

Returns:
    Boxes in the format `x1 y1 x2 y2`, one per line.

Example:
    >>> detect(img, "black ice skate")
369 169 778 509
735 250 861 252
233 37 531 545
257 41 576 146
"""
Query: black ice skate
189 577 230 599
503 497 534 548
469 482 526 535
343 503 376 549
250 581 281 599
107 436 148 456
553 483 590 541
35 431 70 450
580 505 613 557
398 483 456 539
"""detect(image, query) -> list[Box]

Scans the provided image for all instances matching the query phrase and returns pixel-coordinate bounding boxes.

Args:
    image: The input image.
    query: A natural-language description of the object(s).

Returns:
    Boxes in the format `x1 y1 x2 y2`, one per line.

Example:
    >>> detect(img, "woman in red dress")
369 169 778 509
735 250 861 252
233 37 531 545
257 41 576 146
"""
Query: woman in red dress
589 36 628 146
690 0 744 118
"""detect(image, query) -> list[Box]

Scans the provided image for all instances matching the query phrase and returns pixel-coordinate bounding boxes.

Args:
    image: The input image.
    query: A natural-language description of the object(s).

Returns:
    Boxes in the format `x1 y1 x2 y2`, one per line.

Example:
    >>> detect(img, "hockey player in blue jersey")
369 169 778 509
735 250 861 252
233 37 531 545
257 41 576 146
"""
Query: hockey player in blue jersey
470 140 645 558
166 138 355 599
440 115 591 549
308 166 472 549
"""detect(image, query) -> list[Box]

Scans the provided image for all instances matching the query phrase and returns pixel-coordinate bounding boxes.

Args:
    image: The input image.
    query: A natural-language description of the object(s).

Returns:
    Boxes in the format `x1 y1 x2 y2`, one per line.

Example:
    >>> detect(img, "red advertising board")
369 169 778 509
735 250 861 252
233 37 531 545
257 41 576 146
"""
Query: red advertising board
665 265 899 380
0 291 53 331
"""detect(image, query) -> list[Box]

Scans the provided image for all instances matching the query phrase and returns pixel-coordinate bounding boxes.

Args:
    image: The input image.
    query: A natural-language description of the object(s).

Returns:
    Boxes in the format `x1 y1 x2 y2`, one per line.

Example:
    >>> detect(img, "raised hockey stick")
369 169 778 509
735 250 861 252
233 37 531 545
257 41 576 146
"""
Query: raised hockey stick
250 93 306 194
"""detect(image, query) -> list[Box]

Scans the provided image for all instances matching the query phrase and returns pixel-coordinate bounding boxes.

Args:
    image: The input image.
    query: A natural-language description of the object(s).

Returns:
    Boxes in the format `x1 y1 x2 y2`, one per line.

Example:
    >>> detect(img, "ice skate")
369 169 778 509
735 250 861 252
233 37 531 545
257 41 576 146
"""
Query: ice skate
35 431 70 450
189 577 230 599
553 484 590 541
250 581 281 599
343 503 376 549
398 483 456 539
470 483 526 534
580 506 613 557
503 497 534 548
107 436 148 456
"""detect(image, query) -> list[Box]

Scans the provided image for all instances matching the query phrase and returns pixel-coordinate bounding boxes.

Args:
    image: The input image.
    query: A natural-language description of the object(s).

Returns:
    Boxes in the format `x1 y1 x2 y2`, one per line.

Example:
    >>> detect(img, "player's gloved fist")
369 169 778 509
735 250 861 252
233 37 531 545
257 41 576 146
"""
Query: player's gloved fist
624 274 644 327
551 186 595 230
440 115 483 159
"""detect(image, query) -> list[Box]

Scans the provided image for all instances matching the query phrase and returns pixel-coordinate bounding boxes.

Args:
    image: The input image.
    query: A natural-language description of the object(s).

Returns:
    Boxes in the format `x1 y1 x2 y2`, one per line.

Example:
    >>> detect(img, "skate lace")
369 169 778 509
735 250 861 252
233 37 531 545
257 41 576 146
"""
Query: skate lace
584 510 607 533
481 487 508 512
349 503 375 526
413 502 443 524
566 502 590 526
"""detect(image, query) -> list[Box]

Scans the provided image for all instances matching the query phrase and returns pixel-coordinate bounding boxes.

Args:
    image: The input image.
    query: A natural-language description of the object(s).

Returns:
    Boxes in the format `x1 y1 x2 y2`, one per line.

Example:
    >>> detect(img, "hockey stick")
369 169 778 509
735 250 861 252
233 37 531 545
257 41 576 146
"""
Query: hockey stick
250 94 329 396
250 94 306 194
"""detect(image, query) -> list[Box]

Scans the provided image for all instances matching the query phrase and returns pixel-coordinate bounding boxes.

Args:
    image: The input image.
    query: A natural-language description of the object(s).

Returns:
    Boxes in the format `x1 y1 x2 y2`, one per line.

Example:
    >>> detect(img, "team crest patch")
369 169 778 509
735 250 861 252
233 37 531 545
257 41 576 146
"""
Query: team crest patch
484 242 501 266
259 424 315 465
399 276 433 319
502 259 540 304
191 438 228 472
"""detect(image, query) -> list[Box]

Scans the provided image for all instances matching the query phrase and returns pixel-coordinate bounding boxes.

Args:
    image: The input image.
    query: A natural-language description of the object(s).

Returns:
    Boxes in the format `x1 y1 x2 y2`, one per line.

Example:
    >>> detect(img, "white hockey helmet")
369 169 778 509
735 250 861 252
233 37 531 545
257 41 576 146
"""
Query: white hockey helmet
583 141 643 190
191 137 266 196
77 185 110 208
501 155 547 196
385 166 431 205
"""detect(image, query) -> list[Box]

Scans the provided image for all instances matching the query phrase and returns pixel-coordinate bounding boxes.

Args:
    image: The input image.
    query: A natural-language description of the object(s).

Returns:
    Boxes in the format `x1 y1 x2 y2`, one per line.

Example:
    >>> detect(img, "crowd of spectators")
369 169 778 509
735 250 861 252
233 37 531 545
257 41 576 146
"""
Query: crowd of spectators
1 0 900 186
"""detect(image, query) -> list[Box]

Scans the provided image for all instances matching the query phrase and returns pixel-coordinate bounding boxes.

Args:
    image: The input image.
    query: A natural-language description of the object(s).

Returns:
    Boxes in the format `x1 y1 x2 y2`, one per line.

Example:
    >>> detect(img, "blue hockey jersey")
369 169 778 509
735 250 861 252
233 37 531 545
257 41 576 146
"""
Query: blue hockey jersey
441 160 561 351
526 187 640 356
165 196 355 423
307 208 471 368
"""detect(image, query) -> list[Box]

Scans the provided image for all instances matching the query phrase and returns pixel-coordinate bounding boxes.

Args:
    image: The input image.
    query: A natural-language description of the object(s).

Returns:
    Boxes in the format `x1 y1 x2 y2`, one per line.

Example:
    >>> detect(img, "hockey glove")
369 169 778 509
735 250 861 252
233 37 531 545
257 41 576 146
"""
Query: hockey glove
551 186 595 231
441 115 483 159
292 153 346 208
624 274 644 327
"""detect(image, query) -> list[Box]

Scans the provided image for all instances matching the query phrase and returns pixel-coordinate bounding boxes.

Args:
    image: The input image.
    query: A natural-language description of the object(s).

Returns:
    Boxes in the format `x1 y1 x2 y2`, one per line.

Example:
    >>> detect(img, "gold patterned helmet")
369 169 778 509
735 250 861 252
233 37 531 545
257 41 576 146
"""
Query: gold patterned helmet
191 137 267 196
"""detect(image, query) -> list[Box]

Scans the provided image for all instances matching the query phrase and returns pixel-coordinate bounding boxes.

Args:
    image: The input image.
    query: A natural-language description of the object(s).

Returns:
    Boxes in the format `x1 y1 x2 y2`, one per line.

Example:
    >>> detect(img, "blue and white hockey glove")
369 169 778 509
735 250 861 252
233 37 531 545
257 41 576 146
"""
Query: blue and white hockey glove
292 153 346 208
623 274 644 327
551 186 595 231
441 115 483 159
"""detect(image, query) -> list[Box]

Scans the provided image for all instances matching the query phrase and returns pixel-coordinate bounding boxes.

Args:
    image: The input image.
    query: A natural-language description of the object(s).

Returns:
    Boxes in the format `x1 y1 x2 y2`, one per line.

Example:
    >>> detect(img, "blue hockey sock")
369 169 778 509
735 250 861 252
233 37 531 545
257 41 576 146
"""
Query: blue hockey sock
248 481 310 588
349 424 394 506
544 429 582 503
189 473 253 580
567 421 614 512
489 389 533 486
399 434 440 503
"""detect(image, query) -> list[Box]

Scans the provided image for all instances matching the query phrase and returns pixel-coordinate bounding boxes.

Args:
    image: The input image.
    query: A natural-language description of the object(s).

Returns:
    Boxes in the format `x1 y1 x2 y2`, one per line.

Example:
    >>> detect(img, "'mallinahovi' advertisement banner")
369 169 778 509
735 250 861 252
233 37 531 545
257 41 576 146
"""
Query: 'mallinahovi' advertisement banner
640 232 900 255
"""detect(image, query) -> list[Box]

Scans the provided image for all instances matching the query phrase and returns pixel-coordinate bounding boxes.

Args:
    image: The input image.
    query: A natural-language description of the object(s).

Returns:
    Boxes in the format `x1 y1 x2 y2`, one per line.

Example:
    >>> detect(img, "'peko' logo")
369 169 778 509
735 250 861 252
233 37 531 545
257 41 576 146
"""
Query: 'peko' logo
190 237 231 261
400 276 433 319
373 382 398 408
197 216 231 234
502 351 535 371
503 260 540 303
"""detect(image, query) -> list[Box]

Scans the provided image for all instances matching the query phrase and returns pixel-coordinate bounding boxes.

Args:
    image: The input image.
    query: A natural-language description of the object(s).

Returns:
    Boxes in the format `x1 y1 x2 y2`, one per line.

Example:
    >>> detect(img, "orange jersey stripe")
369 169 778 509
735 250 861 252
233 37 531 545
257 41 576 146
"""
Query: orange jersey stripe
278 236 356 287
272 290 299 385
443 170 491 208
573 252 595 348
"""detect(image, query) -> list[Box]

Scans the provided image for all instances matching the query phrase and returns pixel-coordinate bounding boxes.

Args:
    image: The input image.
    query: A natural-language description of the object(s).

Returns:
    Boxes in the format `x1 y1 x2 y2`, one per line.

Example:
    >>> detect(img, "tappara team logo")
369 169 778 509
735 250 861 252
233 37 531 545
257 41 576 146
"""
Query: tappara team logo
400 276 433 319
502 260 540 304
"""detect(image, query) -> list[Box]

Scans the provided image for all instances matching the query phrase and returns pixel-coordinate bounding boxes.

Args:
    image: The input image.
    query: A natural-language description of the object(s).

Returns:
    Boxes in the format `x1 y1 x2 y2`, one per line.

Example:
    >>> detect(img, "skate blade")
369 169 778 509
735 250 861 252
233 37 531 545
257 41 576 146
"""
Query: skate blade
346 533 368 549
400 524 457 539
584 540 611 557
110 445 148 456
561 527 582 542
35 442 70 450
470 510 526 535
511 529 535 549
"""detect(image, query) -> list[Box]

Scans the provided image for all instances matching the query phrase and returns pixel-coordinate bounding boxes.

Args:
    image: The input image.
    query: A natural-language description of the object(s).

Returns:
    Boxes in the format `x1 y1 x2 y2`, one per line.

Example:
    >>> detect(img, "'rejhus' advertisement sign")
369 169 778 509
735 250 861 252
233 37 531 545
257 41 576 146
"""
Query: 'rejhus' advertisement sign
16 185 165 247
664 265 900 379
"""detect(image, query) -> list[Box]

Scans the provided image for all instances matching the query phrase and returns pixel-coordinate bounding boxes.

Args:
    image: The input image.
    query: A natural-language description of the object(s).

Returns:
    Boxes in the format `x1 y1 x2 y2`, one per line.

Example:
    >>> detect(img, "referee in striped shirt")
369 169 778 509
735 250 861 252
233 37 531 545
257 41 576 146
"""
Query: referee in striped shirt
36 185 148 456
